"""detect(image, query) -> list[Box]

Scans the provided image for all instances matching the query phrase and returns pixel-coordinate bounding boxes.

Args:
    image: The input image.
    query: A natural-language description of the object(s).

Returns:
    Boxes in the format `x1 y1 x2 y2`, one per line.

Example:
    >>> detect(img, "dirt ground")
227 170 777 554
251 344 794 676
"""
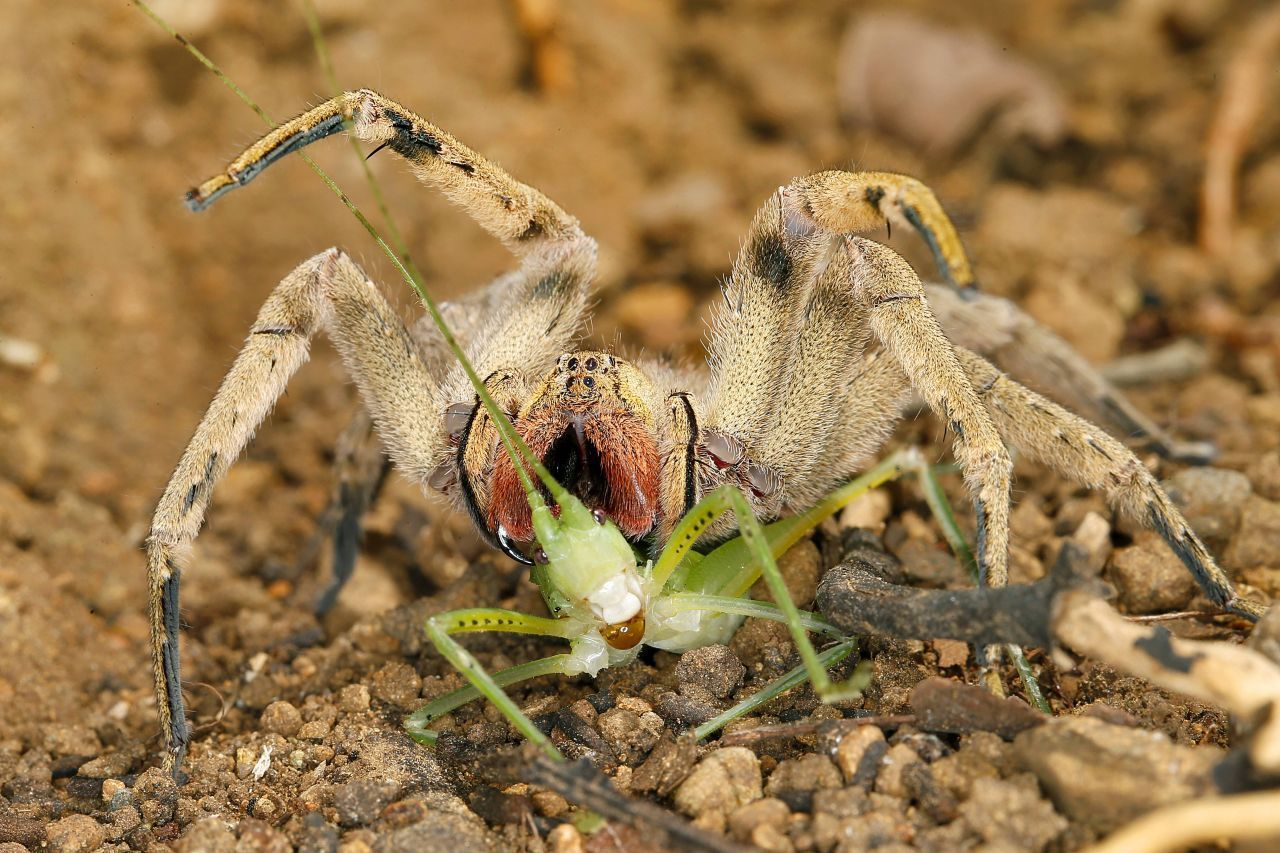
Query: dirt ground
2 0 1280 850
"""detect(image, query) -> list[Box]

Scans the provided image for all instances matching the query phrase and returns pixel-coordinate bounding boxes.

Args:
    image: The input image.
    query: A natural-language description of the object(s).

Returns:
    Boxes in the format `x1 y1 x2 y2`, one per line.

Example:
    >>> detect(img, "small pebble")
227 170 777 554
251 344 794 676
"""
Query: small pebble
676 644 746 700
370 662 422 710
765 754 842 797
1108 532 1197 614
673 747 763 820
841 488 893 533
235 746 259 780
100 777 125 801
175 817 234 852
237 818 290 851
298 719 331 741
44 814 105 853
334 778 401 827
133 766 178 824
1071 512 1112 573
567 698 598 725
547 823 586 853
874 743 923 798
1164 467 1252 546
0 334 42 370
109 806 141 840
1247 451 1280 501
338 684 371 714
1225 496 1280 572
836 725 887 785
727 797 790 842
531 790 569 818
42 724 102 757
250 797 277 820
959 776 1066 851
260 700 303 738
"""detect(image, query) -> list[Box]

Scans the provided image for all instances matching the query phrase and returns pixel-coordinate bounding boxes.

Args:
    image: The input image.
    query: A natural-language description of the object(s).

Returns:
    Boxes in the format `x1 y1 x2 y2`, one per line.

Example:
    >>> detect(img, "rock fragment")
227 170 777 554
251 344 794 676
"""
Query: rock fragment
959 775 1067 852
260 700 303 737
334 779 402 827
44 815 106 853
676 644 746 701
1013 717 1218 833
836 725 888 786
1108 532 1198 613
672 747 762 822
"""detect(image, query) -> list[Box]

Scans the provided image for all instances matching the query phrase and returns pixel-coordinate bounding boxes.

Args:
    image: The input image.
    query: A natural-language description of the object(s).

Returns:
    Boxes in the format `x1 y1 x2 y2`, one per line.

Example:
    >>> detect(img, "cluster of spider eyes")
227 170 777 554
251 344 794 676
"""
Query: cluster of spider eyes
565 355 607 372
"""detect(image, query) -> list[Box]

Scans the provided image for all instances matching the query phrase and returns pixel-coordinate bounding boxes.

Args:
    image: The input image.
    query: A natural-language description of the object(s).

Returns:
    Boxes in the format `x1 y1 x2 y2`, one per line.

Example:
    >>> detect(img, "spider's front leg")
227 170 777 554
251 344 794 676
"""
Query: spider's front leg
775 174 1015 586
156 95 602 772
147 249 448 772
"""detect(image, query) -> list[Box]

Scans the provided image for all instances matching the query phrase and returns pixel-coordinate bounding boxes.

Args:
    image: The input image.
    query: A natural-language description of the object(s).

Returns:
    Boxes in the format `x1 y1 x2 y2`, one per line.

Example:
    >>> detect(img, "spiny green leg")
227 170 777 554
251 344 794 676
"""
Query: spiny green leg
662 593 843 637
907 458 1052 714
720 487 866 703
406 654 575 745
661 449 918 598
659 593 865 740
695 639 859 741
415 608 578 760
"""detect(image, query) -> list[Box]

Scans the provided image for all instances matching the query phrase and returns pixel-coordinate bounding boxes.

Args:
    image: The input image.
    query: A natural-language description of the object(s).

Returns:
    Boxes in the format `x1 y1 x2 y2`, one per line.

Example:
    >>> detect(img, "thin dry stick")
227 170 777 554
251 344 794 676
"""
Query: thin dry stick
1087 790 1280 853
1123 610 1220 624
524 755 747 853
719 714 916 745
1199 3 1280 258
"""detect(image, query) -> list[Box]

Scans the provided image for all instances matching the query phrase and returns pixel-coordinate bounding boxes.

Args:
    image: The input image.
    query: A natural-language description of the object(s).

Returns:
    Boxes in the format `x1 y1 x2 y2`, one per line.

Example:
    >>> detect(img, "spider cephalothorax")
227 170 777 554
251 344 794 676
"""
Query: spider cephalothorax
486 351 663 544
148 87 1264 772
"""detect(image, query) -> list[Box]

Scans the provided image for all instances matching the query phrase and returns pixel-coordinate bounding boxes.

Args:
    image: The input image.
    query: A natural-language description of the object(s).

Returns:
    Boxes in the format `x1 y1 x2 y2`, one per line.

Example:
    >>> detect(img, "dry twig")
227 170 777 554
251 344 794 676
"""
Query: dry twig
719 714 915 745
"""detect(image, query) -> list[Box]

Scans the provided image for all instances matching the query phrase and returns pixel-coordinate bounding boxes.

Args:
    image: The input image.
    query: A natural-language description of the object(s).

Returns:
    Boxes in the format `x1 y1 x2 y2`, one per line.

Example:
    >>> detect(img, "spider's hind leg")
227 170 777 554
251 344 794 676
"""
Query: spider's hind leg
928 285 1217 465
955 347 1264 620
304 409 390 616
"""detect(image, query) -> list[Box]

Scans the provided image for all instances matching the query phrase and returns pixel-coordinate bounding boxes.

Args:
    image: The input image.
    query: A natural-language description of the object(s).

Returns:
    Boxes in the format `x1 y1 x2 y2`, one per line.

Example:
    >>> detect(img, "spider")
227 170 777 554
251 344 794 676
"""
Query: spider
148 89 1262 772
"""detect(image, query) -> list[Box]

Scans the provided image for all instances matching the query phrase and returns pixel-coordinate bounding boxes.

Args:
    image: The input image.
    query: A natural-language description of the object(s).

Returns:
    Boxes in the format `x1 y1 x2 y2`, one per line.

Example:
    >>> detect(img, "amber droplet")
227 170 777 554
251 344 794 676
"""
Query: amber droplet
600 612 646 650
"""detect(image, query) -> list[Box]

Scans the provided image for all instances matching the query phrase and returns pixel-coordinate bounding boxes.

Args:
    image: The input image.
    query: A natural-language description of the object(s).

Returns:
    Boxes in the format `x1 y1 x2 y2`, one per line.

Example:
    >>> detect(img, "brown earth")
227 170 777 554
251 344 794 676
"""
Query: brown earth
2 0 1280 850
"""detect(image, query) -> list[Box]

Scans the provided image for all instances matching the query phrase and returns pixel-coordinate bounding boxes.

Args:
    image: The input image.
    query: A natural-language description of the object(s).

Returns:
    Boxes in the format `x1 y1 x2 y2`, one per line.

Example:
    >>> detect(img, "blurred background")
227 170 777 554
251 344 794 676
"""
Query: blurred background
1 0 1279 837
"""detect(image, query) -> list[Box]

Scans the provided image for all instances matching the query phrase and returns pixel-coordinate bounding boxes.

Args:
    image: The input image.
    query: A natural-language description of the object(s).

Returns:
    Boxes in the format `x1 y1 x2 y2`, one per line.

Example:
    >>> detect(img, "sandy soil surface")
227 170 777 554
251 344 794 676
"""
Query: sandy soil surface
2 0 1280 850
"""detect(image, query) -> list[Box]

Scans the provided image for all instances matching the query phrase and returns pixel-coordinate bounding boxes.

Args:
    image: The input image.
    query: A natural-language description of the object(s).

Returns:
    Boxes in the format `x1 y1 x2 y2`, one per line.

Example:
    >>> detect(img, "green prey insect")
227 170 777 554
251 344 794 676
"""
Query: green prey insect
403 451 921 757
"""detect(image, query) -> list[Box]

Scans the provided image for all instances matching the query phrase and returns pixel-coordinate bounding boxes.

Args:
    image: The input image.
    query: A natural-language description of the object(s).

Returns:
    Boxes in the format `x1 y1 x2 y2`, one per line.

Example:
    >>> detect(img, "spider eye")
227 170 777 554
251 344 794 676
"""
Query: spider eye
591 508 606 525
583 375 595 388
533 547 550 565
585 356 598 371
567 356 579 370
